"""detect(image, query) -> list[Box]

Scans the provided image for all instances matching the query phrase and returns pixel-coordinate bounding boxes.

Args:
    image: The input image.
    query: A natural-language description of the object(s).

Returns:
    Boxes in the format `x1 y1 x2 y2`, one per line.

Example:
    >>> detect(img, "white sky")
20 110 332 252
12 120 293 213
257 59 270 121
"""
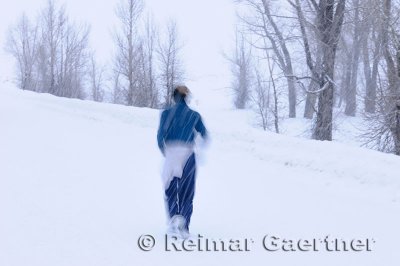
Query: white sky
0 0 237 108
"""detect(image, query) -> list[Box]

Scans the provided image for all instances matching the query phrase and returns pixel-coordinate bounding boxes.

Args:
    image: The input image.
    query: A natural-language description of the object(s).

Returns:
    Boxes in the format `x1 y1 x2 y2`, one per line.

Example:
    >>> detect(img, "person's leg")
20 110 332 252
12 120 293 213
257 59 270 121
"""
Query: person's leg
165 176 187 236
165 176 180 219
178 153 197 231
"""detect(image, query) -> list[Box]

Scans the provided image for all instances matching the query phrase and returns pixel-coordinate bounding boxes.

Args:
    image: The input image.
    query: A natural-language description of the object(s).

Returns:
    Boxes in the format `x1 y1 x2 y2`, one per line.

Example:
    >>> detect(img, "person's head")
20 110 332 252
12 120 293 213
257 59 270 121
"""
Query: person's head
173 85 190 103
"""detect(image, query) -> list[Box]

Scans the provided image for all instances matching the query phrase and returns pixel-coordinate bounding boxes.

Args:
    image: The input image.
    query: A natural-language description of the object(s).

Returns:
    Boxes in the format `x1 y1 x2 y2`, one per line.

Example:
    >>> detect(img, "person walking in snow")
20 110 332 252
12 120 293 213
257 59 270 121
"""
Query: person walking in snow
157 85 208 238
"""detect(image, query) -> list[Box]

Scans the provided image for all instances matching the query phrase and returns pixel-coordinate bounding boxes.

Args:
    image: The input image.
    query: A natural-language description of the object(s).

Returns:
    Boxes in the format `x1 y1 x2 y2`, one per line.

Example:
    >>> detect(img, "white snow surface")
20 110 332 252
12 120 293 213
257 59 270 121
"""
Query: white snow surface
1 86 400 266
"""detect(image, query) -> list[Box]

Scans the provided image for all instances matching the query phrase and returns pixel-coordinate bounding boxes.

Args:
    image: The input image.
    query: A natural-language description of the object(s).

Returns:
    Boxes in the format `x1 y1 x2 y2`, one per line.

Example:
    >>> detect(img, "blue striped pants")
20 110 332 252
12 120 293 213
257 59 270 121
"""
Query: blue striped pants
165 153 196 231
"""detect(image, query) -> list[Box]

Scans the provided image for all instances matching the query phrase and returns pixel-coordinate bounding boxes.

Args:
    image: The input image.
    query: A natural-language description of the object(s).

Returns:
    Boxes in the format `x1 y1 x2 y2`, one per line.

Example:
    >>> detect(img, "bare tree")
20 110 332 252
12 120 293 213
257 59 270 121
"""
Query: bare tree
140 14 159 108
157 20 184 107
252 51 280 133
252 67 269 130
267 52 280 134
56 19 90 99
290 0 322 119
340 0 362 116
228 30 252 109
288 0 346 139
40 0 61 95
361 0 383 114
112 71 124 104
6 13 39 92
88 53 105 102
236 0 298 117
312 0 346 141
113 0 144 106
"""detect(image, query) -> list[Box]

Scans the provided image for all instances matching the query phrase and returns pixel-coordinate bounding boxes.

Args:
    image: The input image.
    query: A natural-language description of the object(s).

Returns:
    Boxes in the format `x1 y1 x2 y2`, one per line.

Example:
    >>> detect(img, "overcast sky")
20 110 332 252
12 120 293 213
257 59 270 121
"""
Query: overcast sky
0 0 236 108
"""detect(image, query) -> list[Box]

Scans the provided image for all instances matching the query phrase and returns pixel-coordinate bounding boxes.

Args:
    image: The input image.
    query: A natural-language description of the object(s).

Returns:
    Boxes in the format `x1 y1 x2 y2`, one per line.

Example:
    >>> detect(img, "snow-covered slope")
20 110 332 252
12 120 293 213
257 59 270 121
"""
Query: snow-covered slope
1 87 399 266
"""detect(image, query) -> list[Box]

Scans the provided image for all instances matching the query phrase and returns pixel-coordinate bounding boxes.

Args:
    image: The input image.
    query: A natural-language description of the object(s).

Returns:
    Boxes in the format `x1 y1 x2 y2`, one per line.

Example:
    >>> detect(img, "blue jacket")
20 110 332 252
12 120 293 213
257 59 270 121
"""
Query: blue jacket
157 100 207 154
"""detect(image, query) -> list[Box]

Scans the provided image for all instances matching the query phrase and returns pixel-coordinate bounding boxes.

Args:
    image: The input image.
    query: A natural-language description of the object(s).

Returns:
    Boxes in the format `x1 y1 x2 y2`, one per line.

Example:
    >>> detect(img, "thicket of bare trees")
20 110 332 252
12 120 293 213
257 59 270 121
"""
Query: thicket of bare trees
233 0 400 155
7 0 185 108
7 0 89 99
111 0 185 108
362 0 400 155
112 0 187 108
234 0 345 139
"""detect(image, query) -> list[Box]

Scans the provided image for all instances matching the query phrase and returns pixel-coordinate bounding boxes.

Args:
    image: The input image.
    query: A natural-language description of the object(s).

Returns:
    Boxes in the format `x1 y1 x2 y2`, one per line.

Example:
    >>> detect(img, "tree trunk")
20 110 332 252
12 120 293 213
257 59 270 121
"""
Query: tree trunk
344 0 361 116
313 0 346 141
287 75 297 118
304 83 318 119
363 23 381 113
314 50 335 141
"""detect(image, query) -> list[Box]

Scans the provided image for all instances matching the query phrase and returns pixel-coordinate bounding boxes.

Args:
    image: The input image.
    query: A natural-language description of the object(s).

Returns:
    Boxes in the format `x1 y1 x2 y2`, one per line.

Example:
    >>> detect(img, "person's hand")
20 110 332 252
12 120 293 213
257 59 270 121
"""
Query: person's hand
198 135 211 150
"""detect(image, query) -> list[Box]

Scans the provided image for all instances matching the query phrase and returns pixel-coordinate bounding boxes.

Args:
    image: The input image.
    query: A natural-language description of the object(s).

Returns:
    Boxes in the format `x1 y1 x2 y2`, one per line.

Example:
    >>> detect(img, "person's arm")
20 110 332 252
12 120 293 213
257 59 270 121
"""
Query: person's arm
195 113 208 139
157 110 168 155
